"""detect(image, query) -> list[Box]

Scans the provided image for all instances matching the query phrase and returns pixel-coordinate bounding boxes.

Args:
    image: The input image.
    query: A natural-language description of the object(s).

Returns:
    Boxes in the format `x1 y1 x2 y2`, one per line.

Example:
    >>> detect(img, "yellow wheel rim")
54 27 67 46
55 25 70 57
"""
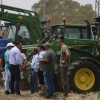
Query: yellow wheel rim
57 74 63 88
74 68 95 90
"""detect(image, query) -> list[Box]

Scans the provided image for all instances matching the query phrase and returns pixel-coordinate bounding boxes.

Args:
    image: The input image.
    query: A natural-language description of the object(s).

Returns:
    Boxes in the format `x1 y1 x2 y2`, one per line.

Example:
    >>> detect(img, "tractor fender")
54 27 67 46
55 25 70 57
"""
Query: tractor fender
79 57 100 68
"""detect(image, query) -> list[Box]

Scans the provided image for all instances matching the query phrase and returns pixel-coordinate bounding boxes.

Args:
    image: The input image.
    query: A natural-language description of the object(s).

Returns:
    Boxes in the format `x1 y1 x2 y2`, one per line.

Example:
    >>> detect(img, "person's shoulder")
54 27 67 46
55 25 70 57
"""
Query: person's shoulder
62 44 68 49
12 46 19 52
62 44 67 48
5 50 9 55
48 49 54 54
41 51 45 54
21 53 25 56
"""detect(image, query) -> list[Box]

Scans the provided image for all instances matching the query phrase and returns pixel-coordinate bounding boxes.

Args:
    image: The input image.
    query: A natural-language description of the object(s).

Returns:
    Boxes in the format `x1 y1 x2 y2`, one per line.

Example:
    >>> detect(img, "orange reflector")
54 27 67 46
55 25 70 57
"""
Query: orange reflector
48 17 51 22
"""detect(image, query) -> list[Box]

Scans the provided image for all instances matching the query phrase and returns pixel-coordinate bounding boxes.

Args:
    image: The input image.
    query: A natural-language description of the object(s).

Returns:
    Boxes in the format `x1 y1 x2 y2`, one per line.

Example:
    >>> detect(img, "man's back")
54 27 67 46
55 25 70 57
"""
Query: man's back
8 46 22 65
41 49 56 72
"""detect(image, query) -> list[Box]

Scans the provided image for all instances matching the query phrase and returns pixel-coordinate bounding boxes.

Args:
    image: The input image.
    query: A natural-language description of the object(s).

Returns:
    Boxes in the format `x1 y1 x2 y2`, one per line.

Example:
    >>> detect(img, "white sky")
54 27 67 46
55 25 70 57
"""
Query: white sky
1 0 95 10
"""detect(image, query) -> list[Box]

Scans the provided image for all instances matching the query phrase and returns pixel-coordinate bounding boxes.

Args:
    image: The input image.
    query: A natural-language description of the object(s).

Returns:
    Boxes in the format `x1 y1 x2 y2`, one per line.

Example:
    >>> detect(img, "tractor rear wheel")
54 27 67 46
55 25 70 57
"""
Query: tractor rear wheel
54 74 63 92
68 60 100 93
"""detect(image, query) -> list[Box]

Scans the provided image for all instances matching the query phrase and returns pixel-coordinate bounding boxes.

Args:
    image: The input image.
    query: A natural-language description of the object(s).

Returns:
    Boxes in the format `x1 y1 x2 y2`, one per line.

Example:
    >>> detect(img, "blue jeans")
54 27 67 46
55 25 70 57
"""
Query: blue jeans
5 69 11 91
30 70 39 93
43 72 54 96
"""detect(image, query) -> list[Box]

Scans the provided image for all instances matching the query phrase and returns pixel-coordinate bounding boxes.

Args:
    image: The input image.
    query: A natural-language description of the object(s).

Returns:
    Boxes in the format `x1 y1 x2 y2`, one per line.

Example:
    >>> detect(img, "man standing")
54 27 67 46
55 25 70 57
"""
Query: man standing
40 43 56 99
8 41 23 95
30 48 39 94
4 42 14 95
38 44 46 96
58 36 71 97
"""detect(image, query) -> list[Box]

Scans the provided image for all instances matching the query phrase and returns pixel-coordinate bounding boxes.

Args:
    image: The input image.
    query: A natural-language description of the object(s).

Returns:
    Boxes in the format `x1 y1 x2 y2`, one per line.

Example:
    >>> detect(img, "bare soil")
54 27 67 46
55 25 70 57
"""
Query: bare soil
0 86 100 100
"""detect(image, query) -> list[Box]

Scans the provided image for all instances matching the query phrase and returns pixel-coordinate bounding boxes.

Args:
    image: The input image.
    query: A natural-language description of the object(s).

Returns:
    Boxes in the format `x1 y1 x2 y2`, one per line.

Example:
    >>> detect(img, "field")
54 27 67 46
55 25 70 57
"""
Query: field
0 86 100 100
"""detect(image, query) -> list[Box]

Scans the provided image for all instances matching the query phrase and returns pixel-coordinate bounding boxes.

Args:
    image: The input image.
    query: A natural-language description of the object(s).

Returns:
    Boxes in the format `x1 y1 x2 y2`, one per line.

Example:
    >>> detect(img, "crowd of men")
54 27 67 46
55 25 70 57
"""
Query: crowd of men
0 36 71 99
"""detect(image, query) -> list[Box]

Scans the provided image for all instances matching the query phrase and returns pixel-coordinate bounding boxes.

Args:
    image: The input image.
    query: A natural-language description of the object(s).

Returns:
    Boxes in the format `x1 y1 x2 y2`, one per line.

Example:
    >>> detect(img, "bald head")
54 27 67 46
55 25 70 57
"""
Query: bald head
45 43 51 50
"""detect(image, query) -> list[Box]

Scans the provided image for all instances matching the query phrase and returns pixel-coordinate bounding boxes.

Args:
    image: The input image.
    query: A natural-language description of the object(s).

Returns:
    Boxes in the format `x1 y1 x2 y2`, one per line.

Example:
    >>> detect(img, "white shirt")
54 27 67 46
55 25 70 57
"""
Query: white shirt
39 51 45 59
8 46 22 65
31 54 39 72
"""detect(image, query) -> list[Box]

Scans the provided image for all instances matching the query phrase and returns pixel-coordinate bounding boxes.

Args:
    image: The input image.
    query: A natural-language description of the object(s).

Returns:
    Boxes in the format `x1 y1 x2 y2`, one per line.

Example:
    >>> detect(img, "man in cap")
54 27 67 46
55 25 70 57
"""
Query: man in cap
4 42 14 94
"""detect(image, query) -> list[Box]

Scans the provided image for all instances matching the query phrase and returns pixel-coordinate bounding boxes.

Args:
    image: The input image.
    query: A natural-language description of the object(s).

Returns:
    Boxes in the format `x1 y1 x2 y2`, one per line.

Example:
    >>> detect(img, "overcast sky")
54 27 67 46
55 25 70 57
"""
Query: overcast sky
2 0 95 10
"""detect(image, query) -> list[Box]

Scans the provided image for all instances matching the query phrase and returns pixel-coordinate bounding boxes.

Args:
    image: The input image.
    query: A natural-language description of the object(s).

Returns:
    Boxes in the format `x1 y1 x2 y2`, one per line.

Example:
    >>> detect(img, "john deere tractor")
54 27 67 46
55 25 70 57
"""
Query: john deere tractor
1 4 100 93
42 17 100 93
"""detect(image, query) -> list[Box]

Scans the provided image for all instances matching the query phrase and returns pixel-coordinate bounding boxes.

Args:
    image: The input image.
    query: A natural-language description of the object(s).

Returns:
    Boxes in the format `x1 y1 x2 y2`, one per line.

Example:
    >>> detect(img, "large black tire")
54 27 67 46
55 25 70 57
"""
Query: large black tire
68 60 100 93
54 74 63 92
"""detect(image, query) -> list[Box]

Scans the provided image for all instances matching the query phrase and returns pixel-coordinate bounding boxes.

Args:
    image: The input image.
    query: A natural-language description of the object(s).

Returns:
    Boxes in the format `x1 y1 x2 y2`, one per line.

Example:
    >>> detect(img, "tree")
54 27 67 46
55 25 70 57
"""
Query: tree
32 0 94 25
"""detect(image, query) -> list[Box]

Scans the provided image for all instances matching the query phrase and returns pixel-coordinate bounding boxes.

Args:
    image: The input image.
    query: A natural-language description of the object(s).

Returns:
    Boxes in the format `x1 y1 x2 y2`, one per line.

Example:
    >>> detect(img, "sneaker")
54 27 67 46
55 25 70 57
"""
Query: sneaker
15 92 21 95
44 95 52 99
11 90 15 94
5 91 10 95
39 93 45 96
11 92 15 94
20 91 23 95
63 94 69 98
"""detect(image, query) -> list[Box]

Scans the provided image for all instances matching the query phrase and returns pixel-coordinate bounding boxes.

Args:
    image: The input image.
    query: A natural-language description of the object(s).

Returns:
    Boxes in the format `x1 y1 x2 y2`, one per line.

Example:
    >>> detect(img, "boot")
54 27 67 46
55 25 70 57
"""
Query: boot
63 84 68 96
5 91 10 95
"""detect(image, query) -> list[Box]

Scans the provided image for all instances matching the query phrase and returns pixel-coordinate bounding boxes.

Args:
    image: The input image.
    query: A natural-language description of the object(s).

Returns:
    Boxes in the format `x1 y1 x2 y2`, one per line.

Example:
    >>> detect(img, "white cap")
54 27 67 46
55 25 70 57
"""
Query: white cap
7 42 14 47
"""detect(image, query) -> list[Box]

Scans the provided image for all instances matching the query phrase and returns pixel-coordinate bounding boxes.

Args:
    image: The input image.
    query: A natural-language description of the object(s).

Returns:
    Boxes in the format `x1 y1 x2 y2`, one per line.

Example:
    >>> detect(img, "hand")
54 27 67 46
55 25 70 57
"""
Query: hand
39 58 43 62
61 60 65 64
19 66 24 72
21 66 27 71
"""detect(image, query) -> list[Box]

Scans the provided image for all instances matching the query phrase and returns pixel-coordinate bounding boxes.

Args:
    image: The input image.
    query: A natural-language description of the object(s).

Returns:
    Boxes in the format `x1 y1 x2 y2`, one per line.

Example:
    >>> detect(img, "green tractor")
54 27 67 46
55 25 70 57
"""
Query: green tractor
47 18 100 93
1 4 100 93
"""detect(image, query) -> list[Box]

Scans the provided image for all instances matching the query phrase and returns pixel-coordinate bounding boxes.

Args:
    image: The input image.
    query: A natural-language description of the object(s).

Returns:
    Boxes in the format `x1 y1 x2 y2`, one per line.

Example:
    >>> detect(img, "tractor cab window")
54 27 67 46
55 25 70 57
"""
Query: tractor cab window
64 27 92 39
82 29 87 39
17 25 32 45
64 28 80 38
5 25 16 41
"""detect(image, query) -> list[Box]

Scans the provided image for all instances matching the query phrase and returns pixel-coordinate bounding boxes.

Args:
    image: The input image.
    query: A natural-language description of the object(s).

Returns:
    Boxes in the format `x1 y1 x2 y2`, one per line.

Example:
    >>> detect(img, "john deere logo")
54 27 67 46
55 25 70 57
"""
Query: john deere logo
18 16 23 19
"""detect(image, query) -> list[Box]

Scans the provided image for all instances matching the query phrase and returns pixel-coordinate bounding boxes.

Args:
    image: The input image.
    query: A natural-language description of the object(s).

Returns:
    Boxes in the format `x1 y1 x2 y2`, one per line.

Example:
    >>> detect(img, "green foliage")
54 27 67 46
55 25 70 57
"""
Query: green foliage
32 0 94 25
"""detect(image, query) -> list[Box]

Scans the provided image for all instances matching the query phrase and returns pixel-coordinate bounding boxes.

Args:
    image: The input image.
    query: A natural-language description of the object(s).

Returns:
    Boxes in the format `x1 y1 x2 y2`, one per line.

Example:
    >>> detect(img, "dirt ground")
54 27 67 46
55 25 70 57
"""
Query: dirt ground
0 86 100 100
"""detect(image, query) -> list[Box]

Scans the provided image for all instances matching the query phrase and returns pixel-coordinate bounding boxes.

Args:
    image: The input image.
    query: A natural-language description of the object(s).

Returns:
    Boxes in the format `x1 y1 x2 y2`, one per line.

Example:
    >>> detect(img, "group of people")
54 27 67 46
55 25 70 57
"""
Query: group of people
0 41 27 95
0 36 71 99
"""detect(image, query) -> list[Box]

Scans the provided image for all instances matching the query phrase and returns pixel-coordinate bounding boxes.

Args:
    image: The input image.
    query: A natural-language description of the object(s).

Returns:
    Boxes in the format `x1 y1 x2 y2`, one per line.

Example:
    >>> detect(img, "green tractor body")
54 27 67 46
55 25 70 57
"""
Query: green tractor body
48 22 100 93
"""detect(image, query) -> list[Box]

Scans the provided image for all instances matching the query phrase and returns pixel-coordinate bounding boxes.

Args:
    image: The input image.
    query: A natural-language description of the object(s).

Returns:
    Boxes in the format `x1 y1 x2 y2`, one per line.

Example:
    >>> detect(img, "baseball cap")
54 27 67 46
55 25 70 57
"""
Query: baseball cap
7 42 15 47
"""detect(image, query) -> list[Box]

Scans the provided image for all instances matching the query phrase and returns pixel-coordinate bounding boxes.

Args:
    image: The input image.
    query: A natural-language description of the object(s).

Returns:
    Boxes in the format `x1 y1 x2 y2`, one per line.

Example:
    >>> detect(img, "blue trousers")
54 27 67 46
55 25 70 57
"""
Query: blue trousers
43 72 54 96
30 69 39 93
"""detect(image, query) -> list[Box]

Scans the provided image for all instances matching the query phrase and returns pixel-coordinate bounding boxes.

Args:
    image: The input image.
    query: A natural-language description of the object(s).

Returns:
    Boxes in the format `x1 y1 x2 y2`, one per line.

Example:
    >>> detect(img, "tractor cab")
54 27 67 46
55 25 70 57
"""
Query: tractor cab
4 22 32 45
50 23 97 40
3 20 48 45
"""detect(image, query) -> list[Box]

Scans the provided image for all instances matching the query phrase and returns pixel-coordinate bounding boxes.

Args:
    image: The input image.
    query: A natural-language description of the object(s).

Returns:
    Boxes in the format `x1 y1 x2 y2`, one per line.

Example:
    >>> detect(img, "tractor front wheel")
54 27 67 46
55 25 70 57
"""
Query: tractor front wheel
68 60 100 93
